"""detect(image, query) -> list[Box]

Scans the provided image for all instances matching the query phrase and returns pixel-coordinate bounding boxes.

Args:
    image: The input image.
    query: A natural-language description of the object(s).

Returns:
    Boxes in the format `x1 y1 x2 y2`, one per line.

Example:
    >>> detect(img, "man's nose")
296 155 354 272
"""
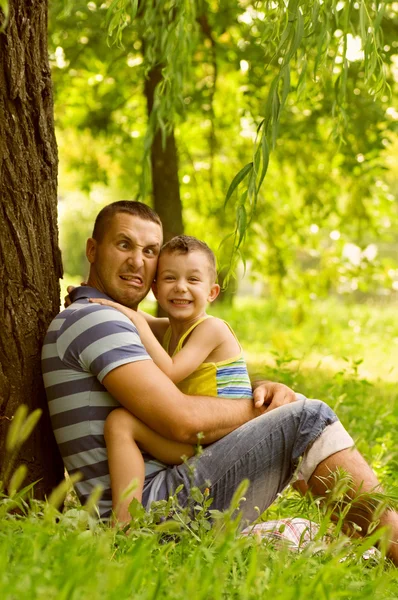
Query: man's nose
127 249 144 269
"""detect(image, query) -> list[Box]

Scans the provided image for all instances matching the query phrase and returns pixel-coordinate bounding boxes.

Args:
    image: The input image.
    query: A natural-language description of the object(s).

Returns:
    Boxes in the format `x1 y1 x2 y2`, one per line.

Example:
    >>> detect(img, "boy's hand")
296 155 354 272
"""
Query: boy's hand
252 380 297 412
64 285 76 308
64 282 86 308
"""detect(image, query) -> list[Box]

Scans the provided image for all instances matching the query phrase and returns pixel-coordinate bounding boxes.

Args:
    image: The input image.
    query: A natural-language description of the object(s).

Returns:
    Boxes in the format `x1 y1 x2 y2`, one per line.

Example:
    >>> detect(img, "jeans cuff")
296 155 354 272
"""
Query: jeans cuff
299 421 354 482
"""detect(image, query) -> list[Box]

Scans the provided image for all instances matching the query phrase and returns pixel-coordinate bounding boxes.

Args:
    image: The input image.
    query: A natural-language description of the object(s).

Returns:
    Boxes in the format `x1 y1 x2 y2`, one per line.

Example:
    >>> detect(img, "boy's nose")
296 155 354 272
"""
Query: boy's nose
174 280 188 292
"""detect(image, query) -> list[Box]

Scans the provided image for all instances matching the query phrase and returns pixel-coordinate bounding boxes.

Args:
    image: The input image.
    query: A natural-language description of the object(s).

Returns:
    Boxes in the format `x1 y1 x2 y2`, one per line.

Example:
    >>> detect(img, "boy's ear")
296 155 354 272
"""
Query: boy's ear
208 283 221 303
86 238 97 264
151 281 158 298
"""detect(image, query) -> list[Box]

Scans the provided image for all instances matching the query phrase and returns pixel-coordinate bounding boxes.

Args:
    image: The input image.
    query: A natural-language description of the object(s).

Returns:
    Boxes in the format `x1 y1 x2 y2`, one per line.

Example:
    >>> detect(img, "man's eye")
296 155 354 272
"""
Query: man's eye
118 241 129 249
144 248 156 256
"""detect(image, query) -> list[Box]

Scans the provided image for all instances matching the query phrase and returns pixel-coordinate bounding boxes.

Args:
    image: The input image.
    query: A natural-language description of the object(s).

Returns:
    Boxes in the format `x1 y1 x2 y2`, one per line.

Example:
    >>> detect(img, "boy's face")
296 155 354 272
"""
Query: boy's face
153 250 220 321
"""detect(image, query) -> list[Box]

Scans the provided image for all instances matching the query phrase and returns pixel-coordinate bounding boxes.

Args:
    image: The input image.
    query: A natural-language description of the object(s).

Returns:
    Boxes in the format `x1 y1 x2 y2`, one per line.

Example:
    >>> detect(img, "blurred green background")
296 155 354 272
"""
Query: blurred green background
50 1 398 383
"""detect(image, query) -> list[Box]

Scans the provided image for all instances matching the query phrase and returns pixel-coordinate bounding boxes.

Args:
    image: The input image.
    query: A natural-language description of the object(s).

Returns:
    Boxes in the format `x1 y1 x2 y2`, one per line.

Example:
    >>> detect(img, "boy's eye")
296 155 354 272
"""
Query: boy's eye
189 278 200 282
164 276 175 281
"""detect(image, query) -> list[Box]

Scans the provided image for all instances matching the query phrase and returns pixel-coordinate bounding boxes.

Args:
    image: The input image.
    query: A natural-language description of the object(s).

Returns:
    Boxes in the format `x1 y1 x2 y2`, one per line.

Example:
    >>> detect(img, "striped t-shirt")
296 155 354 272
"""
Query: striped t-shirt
41 286 165 518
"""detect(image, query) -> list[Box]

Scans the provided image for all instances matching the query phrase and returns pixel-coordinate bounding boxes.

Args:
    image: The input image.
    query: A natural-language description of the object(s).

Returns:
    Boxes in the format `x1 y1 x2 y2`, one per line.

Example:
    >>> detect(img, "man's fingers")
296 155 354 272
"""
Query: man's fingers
252 386 271 408
264 389 297 413
252 381 296 411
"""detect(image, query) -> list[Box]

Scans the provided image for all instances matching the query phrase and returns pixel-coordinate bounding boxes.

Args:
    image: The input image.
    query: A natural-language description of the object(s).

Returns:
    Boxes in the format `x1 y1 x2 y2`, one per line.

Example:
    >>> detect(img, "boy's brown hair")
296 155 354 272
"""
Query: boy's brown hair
160 235 217 281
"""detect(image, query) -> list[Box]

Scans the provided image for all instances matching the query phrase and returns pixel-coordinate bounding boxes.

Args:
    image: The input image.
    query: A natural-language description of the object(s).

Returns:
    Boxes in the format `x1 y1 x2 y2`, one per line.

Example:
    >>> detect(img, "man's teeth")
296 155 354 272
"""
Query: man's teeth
120 275 142 282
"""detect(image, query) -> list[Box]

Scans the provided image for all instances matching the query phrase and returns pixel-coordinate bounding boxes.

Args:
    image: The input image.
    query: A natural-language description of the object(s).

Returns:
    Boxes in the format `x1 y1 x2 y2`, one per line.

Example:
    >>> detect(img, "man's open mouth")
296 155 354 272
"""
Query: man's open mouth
119 275 143 285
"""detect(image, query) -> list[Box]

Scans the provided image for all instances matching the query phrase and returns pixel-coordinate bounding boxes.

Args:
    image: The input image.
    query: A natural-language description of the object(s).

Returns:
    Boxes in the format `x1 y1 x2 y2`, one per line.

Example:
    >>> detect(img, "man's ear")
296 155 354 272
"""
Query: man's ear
86 238 97 264
151 281 158 298
208 283 221 303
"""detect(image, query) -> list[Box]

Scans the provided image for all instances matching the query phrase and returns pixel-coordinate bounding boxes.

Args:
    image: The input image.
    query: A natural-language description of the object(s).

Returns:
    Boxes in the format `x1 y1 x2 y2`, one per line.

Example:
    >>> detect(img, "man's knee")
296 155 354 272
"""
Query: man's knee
297 397 336 422
266 397 335 422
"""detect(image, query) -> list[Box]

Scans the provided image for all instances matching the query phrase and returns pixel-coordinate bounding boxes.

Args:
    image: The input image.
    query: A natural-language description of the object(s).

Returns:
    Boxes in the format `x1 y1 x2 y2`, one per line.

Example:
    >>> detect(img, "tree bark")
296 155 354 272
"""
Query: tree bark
144 64 184 316
144 65 184 243
0 0 64 496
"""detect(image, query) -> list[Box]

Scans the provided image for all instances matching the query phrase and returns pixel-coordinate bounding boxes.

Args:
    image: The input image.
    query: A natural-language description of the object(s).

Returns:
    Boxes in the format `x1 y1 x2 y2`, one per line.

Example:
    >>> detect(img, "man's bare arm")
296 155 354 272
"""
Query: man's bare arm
103 360 263 444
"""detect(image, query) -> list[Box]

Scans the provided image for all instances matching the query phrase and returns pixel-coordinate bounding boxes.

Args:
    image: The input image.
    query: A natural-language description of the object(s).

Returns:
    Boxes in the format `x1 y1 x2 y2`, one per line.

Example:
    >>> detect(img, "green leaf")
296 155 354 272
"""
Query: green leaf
6 405 28 452
0 0 9 32
84 485 104 516
8 464 28 496
224 163 253 208
228 479 249 513
280 64 291 113
47 473 82 511
156 520 182 534
257 133 270 193
130 0 139 20
18 409 42 446
236 204 247 249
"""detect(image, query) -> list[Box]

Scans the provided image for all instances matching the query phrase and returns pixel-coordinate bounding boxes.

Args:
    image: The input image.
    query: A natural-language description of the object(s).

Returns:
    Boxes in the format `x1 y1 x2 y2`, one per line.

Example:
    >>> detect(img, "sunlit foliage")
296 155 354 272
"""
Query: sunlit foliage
50 1 398 298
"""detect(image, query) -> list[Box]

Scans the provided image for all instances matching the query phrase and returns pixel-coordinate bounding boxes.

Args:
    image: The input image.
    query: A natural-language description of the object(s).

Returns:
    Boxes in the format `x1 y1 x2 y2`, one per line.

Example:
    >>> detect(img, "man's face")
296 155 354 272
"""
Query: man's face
86 213 163 309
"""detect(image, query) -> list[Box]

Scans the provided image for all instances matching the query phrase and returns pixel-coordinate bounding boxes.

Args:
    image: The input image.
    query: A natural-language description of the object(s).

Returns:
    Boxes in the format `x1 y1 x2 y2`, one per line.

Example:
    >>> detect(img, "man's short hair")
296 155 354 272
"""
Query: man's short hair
92 201 162 241
160 235 217 282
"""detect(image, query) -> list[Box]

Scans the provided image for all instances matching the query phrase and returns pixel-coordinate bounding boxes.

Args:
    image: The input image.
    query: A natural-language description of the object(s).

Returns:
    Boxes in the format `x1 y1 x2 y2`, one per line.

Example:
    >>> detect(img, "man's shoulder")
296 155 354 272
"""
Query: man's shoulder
50 301 136 334
43 300 151 382
43 301 143 359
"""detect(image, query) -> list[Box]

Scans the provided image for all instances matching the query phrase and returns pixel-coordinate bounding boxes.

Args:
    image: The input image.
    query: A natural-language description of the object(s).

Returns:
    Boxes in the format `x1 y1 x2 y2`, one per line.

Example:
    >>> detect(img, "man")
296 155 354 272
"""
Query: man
42 201 398 563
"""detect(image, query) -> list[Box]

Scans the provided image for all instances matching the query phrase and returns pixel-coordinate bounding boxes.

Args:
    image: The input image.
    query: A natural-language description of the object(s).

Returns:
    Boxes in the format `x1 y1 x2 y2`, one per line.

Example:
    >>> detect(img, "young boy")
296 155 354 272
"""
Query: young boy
91 236 253 523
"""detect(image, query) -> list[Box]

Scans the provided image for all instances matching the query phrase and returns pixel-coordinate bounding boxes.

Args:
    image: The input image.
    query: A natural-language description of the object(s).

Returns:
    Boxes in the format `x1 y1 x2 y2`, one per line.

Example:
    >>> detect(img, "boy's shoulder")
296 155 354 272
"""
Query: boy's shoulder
195 316 233 338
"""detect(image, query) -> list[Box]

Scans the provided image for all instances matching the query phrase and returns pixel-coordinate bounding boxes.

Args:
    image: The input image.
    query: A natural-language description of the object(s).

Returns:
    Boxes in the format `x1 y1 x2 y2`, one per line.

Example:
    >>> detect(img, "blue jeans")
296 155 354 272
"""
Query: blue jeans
142 397 354 526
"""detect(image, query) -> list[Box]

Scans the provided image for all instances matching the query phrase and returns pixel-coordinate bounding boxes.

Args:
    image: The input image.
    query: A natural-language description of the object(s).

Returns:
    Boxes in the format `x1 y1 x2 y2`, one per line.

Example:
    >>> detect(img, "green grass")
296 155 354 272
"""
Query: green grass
1 296 398 598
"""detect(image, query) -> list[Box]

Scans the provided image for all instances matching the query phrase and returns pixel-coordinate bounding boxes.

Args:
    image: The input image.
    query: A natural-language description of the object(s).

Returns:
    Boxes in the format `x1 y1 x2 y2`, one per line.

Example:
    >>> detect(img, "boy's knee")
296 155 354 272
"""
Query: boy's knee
104 407 133 442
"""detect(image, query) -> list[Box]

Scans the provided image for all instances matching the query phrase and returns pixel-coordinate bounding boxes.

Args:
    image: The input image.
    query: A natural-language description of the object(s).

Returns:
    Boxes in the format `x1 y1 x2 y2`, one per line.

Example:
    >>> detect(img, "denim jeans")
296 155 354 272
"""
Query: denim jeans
142 397 354 526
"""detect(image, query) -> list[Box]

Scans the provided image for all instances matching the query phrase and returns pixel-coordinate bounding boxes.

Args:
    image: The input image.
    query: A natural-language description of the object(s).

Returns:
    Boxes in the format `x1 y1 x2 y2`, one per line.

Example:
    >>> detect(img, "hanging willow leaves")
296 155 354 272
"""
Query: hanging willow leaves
224 163 253 208
220 0 391 275
105 0 392 275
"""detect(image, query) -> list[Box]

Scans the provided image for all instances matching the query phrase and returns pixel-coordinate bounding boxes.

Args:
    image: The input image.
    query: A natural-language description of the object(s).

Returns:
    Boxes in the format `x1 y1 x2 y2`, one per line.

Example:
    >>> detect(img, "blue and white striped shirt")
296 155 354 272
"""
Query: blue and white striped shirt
41 286 164 518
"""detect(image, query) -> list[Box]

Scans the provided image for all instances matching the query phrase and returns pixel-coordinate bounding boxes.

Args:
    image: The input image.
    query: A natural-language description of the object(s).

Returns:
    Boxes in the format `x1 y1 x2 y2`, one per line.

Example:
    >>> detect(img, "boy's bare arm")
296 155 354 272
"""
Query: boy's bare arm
137 310 169 342
103 360 264 444
90 298 224 383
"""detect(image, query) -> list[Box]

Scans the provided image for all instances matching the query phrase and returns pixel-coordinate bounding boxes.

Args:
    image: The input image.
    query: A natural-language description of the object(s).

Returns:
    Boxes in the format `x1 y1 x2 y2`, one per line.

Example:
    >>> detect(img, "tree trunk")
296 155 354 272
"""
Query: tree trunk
144 65 184 243
144 64 184 315
0 0 64 496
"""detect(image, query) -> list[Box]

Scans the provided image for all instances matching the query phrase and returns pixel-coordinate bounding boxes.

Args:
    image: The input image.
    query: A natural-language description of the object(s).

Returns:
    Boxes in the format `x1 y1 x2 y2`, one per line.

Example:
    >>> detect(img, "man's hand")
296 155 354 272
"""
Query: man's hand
252 380 297 412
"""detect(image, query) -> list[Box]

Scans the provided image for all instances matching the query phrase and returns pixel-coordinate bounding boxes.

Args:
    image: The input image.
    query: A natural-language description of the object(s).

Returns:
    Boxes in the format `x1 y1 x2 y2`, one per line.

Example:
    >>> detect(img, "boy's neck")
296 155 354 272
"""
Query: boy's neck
168 312 209 341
